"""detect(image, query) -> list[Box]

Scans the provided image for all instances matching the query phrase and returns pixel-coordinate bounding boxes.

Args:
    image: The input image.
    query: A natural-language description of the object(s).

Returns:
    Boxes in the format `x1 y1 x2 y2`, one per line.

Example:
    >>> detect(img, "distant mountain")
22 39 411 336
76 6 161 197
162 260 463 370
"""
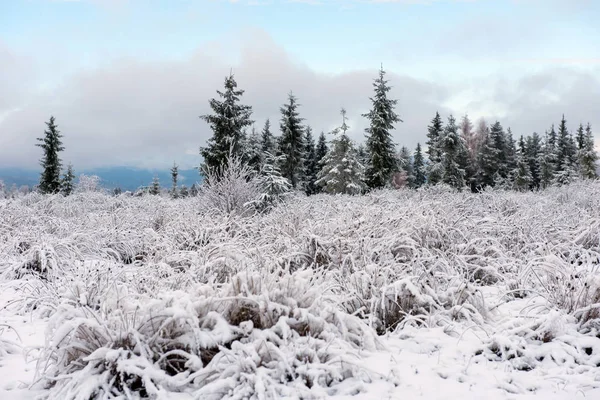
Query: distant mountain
0 166 202 191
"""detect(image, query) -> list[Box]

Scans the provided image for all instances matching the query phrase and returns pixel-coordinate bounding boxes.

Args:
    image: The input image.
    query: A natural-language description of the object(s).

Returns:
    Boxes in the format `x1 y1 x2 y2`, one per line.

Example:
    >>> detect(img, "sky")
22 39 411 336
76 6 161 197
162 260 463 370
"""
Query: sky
0 0 599 170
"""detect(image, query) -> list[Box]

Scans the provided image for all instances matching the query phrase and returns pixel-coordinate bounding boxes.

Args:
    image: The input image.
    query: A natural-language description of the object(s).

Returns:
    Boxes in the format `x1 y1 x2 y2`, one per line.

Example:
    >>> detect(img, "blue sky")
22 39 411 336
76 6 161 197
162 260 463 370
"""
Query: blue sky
1 0 599 169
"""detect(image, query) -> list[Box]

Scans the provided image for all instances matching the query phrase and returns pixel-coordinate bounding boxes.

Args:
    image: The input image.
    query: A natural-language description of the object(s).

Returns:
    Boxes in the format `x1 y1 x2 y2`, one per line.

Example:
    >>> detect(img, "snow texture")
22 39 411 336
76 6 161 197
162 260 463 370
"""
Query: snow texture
1 182 600 399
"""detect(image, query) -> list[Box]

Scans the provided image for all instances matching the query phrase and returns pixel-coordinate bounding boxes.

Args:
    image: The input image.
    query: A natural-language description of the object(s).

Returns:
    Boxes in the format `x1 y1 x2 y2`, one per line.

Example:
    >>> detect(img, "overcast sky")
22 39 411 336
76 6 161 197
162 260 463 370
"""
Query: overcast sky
1 0 599 169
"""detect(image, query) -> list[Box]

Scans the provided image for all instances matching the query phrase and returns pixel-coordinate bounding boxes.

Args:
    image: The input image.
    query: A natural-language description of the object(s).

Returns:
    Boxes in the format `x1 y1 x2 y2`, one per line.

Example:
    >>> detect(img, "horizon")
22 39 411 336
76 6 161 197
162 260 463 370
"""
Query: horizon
1 0 599 171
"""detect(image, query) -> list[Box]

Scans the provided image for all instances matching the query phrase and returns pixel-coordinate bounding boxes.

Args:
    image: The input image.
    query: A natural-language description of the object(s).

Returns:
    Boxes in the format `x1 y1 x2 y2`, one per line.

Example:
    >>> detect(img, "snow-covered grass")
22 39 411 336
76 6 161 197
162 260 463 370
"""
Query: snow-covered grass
1 182 600 399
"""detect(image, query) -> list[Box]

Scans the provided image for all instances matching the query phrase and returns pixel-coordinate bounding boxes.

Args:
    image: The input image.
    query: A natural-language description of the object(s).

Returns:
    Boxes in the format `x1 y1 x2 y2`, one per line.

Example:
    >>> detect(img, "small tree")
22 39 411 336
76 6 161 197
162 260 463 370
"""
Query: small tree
171 163 179 198
253 152 292 211
513 136 532 191
441 115 466 190
37 116 65 194
260 119 275 156
150 175 161 195
246 126 262 173
363 66 401 189
413 143 426 188
278 92 305 189
580 123 598 179
61 163 75 196
190 183 199 197
316 108 366 195
426 112 444 185
180 185 190 197
303 127 318 195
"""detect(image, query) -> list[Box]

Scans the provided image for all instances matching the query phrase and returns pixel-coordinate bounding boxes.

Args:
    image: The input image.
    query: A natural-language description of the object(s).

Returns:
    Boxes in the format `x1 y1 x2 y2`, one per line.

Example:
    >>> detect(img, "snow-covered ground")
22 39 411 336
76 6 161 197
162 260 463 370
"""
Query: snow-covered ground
1 183 600 399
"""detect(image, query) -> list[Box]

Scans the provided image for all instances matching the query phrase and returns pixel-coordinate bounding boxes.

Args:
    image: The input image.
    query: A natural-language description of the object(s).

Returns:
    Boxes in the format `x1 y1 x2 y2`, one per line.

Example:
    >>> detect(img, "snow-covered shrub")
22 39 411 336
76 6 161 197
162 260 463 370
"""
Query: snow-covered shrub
200 155 261 216
37 271 385 400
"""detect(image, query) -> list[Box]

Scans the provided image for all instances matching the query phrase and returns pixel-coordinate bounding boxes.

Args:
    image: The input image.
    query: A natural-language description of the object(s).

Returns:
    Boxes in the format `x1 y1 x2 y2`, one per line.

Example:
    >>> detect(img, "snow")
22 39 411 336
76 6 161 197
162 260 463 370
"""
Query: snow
1 183 600 399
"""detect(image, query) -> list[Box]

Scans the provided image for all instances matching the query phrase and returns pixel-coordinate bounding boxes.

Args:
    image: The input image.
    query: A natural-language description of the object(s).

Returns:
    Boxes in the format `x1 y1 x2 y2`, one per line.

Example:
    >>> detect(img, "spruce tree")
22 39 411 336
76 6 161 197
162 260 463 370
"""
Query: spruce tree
440 115 466 190
539 132 556 189
477 127 499 189
303 127 318 195
580 123 598 179
525 133 542 189
246 126 262 173
150 175 160 195
170 163 179 198
37 116 65 194
513 136 532 191
554 115 578 184
397 146 414 188
180 185 189 197
504 128 517 174
426 112 444 185
260 119 275 155
363 66 401 189
315 131 329 194
576 123 586 151
460 114 478 190
489 121 508 179
61 163 75 196
200 73 253 172
412 143 426 188
190 183 199 197
255 152 292 210
278 92 305 188
317 108 366 195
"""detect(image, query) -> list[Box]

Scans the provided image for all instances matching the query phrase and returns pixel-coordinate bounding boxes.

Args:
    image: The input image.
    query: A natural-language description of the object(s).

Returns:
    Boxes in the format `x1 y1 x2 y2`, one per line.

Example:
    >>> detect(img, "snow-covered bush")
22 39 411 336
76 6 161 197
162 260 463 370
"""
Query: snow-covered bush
200 155 261 216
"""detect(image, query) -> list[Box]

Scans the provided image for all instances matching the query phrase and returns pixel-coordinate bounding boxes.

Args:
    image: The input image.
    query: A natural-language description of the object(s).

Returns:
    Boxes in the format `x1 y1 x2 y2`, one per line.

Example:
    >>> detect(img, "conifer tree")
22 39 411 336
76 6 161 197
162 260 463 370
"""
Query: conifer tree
61 163 75 196
477 127 499 189
525 132 542 189
554 115 578 184
180 185 189 197
170 163 179 198
363 66 401 189
539 132 556 189
513 136 532 191
260 119 275 155
190 183 199 197
254 152 291 211
397 146 414 187
440 115 466 189
575 124 586 151
303 127 318 195
200 73 253 172
426 112 444 185
504 128 517 174
580 123 598 179
316 131 329 167
412 142 426 188
246 126 262 173
317 108 366 195
489 121 508 179
460 114 478 190
150 175 160 195
278 92 305 188
37 116 65 194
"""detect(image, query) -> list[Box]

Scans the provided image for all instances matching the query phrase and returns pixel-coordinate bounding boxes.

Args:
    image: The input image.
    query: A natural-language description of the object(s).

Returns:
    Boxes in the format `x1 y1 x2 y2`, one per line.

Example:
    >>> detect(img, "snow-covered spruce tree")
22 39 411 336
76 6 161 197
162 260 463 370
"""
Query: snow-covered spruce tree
504 128 517 175
397 146 414 188
555 115 577 172
246 126 262 173
538 132 556 189
426 112 444 185
412 142 426 188
303 126 319 195
513 136 532 191
316 131 329 167
363 66 401 189
440 115 466 190
200 73 253 173
460 114 479 189
253 152 292 211
260 119 275 157
150 175 160 195
477 125 498 189
37 116 65 194
580 123 598 179
525 132 542 189
179 185 189 197
316 108 366 195
189 183 199 197
61 163 75 196
576 123 586 153
488 121 508 180
277 92 305 189
170 163 179 198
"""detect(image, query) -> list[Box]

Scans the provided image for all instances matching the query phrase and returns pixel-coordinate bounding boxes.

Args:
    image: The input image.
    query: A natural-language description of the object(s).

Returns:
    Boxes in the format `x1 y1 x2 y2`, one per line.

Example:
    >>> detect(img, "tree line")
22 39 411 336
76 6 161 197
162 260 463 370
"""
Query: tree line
31 66 598 197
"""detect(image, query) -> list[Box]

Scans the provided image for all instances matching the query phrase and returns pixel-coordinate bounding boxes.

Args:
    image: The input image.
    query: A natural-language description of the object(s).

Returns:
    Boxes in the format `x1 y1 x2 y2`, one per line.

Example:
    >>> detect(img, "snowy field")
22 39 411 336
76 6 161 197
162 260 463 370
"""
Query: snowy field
1 183 600 399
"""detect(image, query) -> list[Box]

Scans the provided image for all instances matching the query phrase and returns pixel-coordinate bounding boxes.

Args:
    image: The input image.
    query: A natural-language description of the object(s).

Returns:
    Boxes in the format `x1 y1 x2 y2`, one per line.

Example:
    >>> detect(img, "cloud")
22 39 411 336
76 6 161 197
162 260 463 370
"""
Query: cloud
1 29 598 171
0 30 451 169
